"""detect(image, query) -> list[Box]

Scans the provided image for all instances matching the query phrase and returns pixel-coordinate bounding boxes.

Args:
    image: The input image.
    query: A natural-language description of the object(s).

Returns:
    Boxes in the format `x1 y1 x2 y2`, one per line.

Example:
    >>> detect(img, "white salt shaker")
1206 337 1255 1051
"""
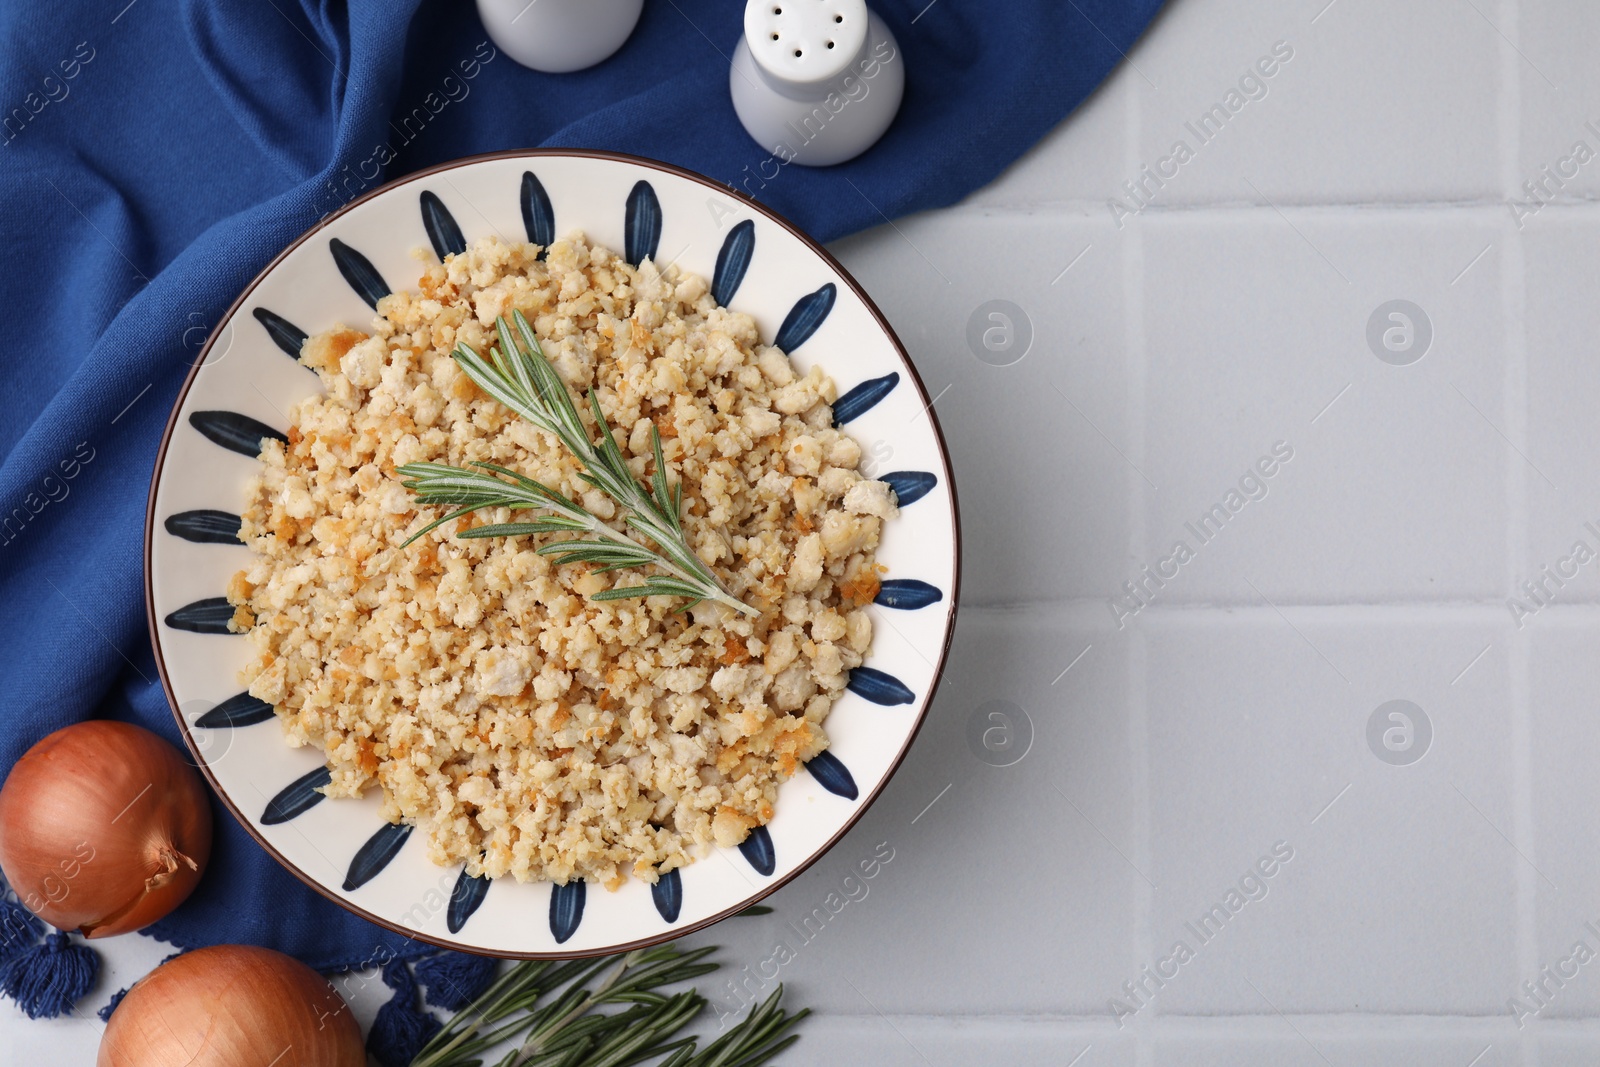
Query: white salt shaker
476 0 645 74
730 0 904 167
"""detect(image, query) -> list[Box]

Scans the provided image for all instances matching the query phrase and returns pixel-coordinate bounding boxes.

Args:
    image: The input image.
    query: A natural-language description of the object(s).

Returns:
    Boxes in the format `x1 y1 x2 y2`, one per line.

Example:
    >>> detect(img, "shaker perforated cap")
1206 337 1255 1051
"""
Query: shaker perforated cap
743 0 870 87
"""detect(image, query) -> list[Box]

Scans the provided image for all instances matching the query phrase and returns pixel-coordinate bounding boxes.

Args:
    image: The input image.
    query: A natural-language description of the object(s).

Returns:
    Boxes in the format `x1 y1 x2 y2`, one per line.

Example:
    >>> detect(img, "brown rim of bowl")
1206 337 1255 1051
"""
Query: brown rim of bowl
144 148 963 960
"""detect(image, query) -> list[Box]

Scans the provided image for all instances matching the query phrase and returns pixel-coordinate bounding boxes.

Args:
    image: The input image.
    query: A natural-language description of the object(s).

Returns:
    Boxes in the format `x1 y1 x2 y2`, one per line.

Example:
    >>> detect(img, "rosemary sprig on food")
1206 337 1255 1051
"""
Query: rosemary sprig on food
410 944 808 1067
398 311 757 617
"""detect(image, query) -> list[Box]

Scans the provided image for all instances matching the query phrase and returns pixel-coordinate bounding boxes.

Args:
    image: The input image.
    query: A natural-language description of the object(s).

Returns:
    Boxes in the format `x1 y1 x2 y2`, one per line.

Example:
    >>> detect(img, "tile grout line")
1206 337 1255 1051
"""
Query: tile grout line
958 600 1600 620
1124 72 1157 1067
1499 1 1539 1065
805 1012 1553 1028
941 197 1600 219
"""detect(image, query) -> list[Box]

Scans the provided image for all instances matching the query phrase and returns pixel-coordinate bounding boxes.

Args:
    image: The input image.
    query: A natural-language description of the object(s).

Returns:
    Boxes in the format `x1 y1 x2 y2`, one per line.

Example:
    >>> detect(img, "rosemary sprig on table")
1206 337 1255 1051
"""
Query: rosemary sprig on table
398 311 757 617
410 944 807 1067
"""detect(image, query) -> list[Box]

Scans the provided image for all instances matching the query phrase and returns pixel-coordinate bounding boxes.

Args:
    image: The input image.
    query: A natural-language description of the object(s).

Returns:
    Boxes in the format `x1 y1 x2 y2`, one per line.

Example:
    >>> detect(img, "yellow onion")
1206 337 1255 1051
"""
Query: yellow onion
0 721 211 937
98 945 364 1067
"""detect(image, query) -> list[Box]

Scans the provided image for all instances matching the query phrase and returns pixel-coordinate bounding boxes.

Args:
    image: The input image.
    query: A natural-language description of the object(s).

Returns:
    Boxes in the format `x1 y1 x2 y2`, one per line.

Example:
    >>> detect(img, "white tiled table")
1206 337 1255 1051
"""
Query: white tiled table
22 0 1600 1062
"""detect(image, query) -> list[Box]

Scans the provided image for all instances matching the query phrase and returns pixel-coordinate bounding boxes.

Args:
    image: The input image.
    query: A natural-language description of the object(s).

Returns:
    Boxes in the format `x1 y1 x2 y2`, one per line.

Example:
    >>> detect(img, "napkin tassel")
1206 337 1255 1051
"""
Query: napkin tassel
415 950 498 1011
0 897 43 963
0 931 100 1019
367 958 443 1067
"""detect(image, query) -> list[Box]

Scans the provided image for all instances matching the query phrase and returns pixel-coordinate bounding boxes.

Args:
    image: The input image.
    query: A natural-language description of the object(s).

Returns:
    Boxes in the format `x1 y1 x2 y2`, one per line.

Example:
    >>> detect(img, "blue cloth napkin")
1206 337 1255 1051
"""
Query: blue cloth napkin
0 0 1164 969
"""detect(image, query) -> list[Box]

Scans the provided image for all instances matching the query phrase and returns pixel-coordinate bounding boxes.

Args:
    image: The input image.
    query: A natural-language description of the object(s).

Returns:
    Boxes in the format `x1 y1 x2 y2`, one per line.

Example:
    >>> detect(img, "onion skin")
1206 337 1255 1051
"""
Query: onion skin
98 945 364 1067
0 721 212 937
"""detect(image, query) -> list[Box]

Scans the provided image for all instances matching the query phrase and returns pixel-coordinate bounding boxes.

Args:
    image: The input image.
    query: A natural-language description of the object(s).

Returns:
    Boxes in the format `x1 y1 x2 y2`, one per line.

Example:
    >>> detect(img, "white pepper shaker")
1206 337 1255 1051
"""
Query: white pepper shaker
476 0 645 74
729 0 904 167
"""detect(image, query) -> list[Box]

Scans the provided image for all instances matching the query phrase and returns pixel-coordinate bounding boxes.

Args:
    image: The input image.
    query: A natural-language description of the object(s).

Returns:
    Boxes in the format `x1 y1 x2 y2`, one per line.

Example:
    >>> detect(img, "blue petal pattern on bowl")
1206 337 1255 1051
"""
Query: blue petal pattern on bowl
624 181 661 267
262 766 333 825
190 411 286 457
521 172 555 256
774 283 836 352
165 597 238 634
550 881 586 944
652 869 683 924
164 509 242 544
833 372 899 425
712 220 755 307
252 307 307 360
881 470 937 507
804 750 858 800
448 869 491 934
195 692 274 728
329 238 391 310
344 823 413 892
874 579 943 610
420 190 467 260
739 826 776 877
846 667 915 706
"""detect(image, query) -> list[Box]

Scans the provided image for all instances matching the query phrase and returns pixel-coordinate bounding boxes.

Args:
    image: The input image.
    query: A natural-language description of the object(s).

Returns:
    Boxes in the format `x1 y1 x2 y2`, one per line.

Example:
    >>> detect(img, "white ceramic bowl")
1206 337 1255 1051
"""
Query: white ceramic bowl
144 150 959 957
